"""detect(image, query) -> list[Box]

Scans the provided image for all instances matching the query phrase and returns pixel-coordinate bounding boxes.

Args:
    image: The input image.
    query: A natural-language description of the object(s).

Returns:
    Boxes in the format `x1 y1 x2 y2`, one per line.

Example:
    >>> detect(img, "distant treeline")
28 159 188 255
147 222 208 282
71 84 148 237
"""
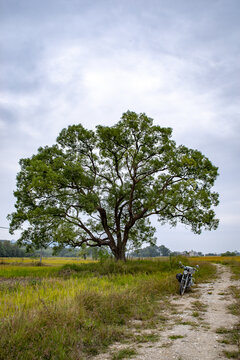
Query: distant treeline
130 246 239 258
205 251 239 256
0 240 80 258
0 240 26 257
0 240 110 259
221 251 238 256
130 244 171 257
0 240 238 258
1 241 171 259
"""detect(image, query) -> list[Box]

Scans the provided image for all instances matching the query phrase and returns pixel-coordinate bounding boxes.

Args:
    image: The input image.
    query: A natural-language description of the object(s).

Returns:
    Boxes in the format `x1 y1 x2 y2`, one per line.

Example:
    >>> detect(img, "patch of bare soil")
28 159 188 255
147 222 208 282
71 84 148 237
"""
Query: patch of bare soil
93 264 240 360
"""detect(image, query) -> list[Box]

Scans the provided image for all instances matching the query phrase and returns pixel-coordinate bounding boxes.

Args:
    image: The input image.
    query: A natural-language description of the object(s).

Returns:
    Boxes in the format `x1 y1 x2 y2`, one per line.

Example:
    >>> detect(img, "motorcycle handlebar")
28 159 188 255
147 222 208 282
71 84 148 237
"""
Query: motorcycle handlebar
179 263 199 271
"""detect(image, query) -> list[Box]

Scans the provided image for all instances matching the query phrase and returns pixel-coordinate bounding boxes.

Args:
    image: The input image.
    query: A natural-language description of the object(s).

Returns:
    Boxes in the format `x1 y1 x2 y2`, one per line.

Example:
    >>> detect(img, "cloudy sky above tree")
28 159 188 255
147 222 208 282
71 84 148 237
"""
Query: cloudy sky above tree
0 0 239 253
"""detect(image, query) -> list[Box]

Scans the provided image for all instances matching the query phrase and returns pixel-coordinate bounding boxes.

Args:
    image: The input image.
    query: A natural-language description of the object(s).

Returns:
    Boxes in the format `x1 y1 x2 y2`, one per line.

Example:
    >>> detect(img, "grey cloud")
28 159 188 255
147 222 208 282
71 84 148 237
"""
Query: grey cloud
0 106 16 123
0 0 240 252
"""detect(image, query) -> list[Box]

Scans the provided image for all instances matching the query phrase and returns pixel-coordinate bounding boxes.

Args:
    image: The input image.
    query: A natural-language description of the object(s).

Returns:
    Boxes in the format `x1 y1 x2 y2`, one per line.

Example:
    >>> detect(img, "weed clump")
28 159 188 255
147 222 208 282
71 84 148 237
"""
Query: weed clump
112 348 137 360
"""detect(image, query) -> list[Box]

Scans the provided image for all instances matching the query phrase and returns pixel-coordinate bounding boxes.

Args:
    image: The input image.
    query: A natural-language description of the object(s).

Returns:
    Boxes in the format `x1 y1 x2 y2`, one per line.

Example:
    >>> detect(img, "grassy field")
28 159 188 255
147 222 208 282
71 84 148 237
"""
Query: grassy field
191 256 240 264
0 257 96 266
0 257 96 278
191 256 240 280
0 257 217 360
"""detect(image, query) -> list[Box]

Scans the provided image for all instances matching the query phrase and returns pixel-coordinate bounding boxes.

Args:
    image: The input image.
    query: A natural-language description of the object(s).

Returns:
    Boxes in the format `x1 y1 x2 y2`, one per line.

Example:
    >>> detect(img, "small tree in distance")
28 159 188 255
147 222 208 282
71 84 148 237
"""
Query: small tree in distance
8 111 219 261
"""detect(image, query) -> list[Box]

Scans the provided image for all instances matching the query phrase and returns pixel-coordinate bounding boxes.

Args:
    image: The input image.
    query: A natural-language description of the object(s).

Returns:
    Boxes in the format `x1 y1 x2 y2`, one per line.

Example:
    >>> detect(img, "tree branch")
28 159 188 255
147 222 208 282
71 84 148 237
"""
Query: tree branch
97 206 117 250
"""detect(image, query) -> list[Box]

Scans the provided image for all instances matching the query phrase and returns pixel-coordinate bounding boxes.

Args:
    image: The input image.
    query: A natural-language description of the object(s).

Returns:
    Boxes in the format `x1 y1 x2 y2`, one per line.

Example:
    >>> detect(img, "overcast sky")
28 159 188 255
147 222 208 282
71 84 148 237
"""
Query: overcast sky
0 0 239 253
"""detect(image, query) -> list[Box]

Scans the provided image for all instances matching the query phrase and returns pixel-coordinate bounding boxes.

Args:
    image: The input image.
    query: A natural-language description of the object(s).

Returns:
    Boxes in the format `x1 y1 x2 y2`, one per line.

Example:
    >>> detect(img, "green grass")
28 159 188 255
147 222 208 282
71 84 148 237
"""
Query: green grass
223 350 240 359
0 265 59 278
216 327 231 334
175 320 197 327
133 333 160 343
190 261 218 283
191 300 207 312
228 286 240 316
228 261 240 280
192 311 200 318
169 335 185 340
112 348 137 359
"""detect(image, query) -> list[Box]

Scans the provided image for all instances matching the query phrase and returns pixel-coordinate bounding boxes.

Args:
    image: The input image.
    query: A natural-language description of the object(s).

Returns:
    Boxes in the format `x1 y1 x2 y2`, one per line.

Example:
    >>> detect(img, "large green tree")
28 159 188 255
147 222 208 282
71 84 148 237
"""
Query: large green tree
8 111 219 260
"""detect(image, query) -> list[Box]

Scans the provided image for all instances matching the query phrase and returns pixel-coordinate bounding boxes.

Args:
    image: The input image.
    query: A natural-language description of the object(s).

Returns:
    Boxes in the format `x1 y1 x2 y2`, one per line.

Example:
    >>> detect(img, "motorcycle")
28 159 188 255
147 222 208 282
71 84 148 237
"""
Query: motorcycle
176 261 199 295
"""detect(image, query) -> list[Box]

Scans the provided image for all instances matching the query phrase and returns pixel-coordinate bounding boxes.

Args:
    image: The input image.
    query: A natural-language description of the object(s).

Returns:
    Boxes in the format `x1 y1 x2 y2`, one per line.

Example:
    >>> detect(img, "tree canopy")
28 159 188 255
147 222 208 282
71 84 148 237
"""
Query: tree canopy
8 111 219 260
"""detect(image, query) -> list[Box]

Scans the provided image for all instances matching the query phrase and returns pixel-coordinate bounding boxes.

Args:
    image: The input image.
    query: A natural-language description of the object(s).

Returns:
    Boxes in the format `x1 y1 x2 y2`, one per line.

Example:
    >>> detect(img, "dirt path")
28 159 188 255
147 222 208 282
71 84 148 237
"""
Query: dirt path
94 264 239 360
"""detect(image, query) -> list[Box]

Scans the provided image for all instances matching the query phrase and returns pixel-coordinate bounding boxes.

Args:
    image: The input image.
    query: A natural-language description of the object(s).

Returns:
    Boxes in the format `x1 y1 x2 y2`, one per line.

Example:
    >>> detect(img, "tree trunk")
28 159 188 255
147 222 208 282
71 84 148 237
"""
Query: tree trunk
39 248 42 265
113 245 126 261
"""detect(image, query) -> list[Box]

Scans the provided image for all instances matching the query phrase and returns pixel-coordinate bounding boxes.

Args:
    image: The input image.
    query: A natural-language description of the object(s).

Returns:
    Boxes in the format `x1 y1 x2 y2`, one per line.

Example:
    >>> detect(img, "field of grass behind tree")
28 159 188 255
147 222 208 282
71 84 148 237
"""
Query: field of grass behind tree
0 257 217 360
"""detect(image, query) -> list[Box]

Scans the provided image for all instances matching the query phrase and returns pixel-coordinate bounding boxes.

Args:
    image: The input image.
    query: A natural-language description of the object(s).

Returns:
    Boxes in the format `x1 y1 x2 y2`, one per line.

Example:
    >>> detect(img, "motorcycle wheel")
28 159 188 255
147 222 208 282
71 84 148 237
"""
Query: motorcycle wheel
179 275 188 295
179 282 185 295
